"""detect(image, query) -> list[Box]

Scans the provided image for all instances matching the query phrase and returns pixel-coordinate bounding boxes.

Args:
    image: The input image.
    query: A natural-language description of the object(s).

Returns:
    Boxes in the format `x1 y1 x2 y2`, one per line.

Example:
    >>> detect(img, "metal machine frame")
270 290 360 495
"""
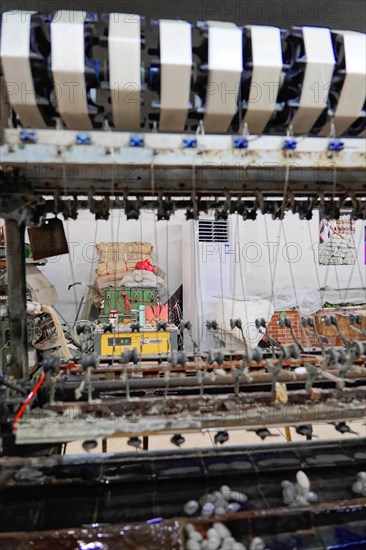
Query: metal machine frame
0 8 365 549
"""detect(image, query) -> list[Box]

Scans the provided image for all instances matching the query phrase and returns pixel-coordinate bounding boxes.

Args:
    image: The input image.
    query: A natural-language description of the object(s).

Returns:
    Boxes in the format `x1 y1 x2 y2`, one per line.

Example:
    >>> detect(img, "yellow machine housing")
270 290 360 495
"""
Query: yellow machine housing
98 330 173 356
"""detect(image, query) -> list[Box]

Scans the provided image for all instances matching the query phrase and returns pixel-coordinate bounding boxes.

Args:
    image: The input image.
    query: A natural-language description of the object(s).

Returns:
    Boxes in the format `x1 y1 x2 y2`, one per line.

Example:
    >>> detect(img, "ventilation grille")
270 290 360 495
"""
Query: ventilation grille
198 219 229 243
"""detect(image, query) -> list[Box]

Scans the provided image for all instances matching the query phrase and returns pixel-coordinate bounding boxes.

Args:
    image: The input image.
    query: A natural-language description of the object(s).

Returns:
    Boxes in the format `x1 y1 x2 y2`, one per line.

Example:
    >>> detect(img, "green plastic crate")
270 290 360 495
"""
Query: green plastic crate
103 287 159 315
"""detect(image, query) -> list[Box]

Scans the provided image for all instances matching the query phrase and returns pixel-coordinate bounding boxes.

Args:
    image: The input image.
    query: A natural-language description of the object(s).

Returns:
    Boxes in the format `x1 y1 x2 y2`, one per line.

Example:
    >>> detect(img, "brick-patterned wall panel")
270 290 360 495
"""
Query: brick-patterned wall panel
266 308 366 347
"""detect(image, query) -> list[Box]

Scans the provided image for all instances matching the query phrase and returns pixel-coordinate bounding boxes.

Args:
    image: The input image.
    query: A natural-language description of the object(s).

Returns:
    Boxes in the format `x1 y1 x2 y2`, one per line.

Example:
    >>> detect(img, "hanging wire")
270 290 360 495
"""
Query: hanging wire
62 163 78 322
320 219 332 298
192 220 202 353
280 220 300 307
333 260 346 304
163 219 173 364
195 220 205 353
280 217 313 348
116 199 123 244
318 213 347 305
108 154 119 292
64 220 78 322
332 160 337 201
331 163 343 304
88 220 99 288
307 220 323 304
218 224 226 342
236 214 250 349
190 155 204 353
319 209 348 305
110 155 121 361
108 196 127 350
263 214 282 345
140 207 144 259
304 219 324 347
153 211 165 356
165 220 170 320
230 215 238 322
280 163 290 220
152 210 164 358
341 216 366 304
153 211 160 282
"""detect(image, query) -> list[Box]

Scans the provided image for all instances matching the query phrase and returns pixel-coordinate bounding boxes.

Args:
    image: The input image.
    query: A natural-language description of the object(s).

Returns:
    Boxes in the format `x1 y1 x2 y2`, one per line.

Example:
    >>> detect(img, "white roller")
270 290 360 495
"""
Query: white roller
51 11 92 130
291 27 335 135
204 22 242 133
321 31 366 136
159 20 192 132
0 11 46 128
108 14 141 130
242 26 283 134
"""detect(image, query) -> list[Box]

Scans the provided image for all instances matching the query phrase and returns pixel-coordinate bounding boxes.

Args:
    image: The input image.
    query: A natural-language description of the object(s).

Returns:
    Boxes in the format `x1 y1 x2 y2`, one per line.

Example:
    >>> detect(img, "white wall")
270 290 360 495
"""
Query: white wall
230 211 366 314
181 211 365 350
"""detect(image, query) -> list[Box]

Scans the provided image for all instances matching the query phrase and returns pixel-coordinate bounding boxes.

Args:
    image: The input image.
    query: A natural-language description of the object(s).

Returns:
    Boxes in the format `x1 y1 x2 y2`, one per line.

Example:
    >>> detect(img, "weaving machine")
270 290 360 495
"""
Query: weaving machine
0 6 365 549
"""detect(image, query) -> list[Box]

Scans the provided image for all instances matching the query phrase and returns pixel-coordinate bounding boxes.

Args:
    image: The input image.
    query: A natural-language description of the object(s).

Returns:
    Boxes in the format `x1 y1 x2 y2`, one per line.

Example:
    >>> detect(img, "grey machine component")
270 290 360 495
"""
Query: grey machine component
0 11 365 136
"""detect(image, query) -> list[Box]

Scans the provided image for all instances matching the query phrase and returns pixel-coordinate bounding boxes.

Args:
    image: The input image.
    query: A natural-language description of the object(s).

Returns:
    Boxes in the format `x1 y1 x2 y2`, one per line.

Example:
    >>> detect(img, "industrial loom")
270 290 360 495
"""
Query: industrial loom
0 9 365 550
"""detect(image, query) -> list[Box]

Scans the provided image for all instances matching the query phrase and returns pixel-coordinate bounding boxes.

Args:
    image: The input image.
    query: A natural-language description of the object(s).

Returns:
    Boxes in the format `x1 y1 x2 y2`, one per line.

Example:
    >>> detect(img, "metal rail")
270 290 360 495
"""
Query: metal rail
15 396 366 443
4 219 28 379
1 131 365 201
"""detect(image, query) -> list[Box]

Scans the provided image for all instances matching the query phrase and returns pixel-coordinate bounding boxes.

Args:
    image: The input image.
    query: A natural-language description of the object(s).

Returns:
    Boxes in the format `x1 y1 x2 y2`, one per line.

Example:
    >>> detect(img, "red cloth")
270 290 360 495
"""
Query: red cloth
121 292 132 313
134 259 154 272
145 305 168 322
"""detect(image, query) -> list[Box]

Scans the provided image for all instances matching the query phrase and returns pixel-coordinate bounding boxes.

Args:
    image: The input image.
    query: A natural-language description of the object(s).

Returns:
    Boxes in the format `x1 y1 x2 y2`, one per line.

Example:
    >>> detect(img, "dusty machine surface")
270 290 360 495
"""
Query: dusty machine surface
0 5 365 550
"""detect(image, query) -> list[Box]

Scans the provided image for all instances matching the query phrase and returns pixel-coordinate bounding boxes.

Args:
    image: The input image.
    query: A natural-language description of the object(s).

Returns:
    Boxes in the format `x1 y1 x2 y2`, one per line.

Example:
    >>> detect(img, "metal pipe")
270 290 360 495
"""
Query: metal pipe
5 219 28 380
97 350 268 363
57 372 366 392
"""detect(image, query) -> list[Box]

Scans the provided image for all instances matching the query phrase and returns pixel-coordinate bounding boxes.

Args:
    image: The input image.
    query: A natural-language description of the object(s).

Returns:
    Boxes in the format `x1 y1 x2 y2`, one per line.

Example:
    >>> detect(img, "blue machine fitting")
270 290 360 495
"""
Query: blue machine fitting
19 130 37 143
183 138 197 149
328 140 344 152
76 133 92 145
130 136 144 147
233 137 249 149
283 139 297 150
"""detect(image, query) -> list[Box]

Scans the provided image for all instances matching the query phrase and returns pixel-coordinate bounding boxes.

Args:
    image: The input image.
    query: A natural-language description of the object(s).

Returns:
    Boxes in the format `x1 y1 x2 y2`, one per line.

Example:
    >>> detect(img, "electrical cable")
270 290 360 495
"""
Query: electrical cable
12 373 46 430
13 360 77 430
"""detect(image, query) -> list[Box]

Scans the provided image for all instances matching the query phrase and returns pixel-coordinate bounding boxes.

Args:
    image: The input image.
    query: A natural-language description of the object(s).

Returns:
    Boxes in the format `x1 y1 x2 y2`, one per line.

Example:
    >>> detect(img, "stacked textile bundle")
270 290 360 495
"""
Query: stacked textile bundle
319 235 355 265
90 242 165 308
